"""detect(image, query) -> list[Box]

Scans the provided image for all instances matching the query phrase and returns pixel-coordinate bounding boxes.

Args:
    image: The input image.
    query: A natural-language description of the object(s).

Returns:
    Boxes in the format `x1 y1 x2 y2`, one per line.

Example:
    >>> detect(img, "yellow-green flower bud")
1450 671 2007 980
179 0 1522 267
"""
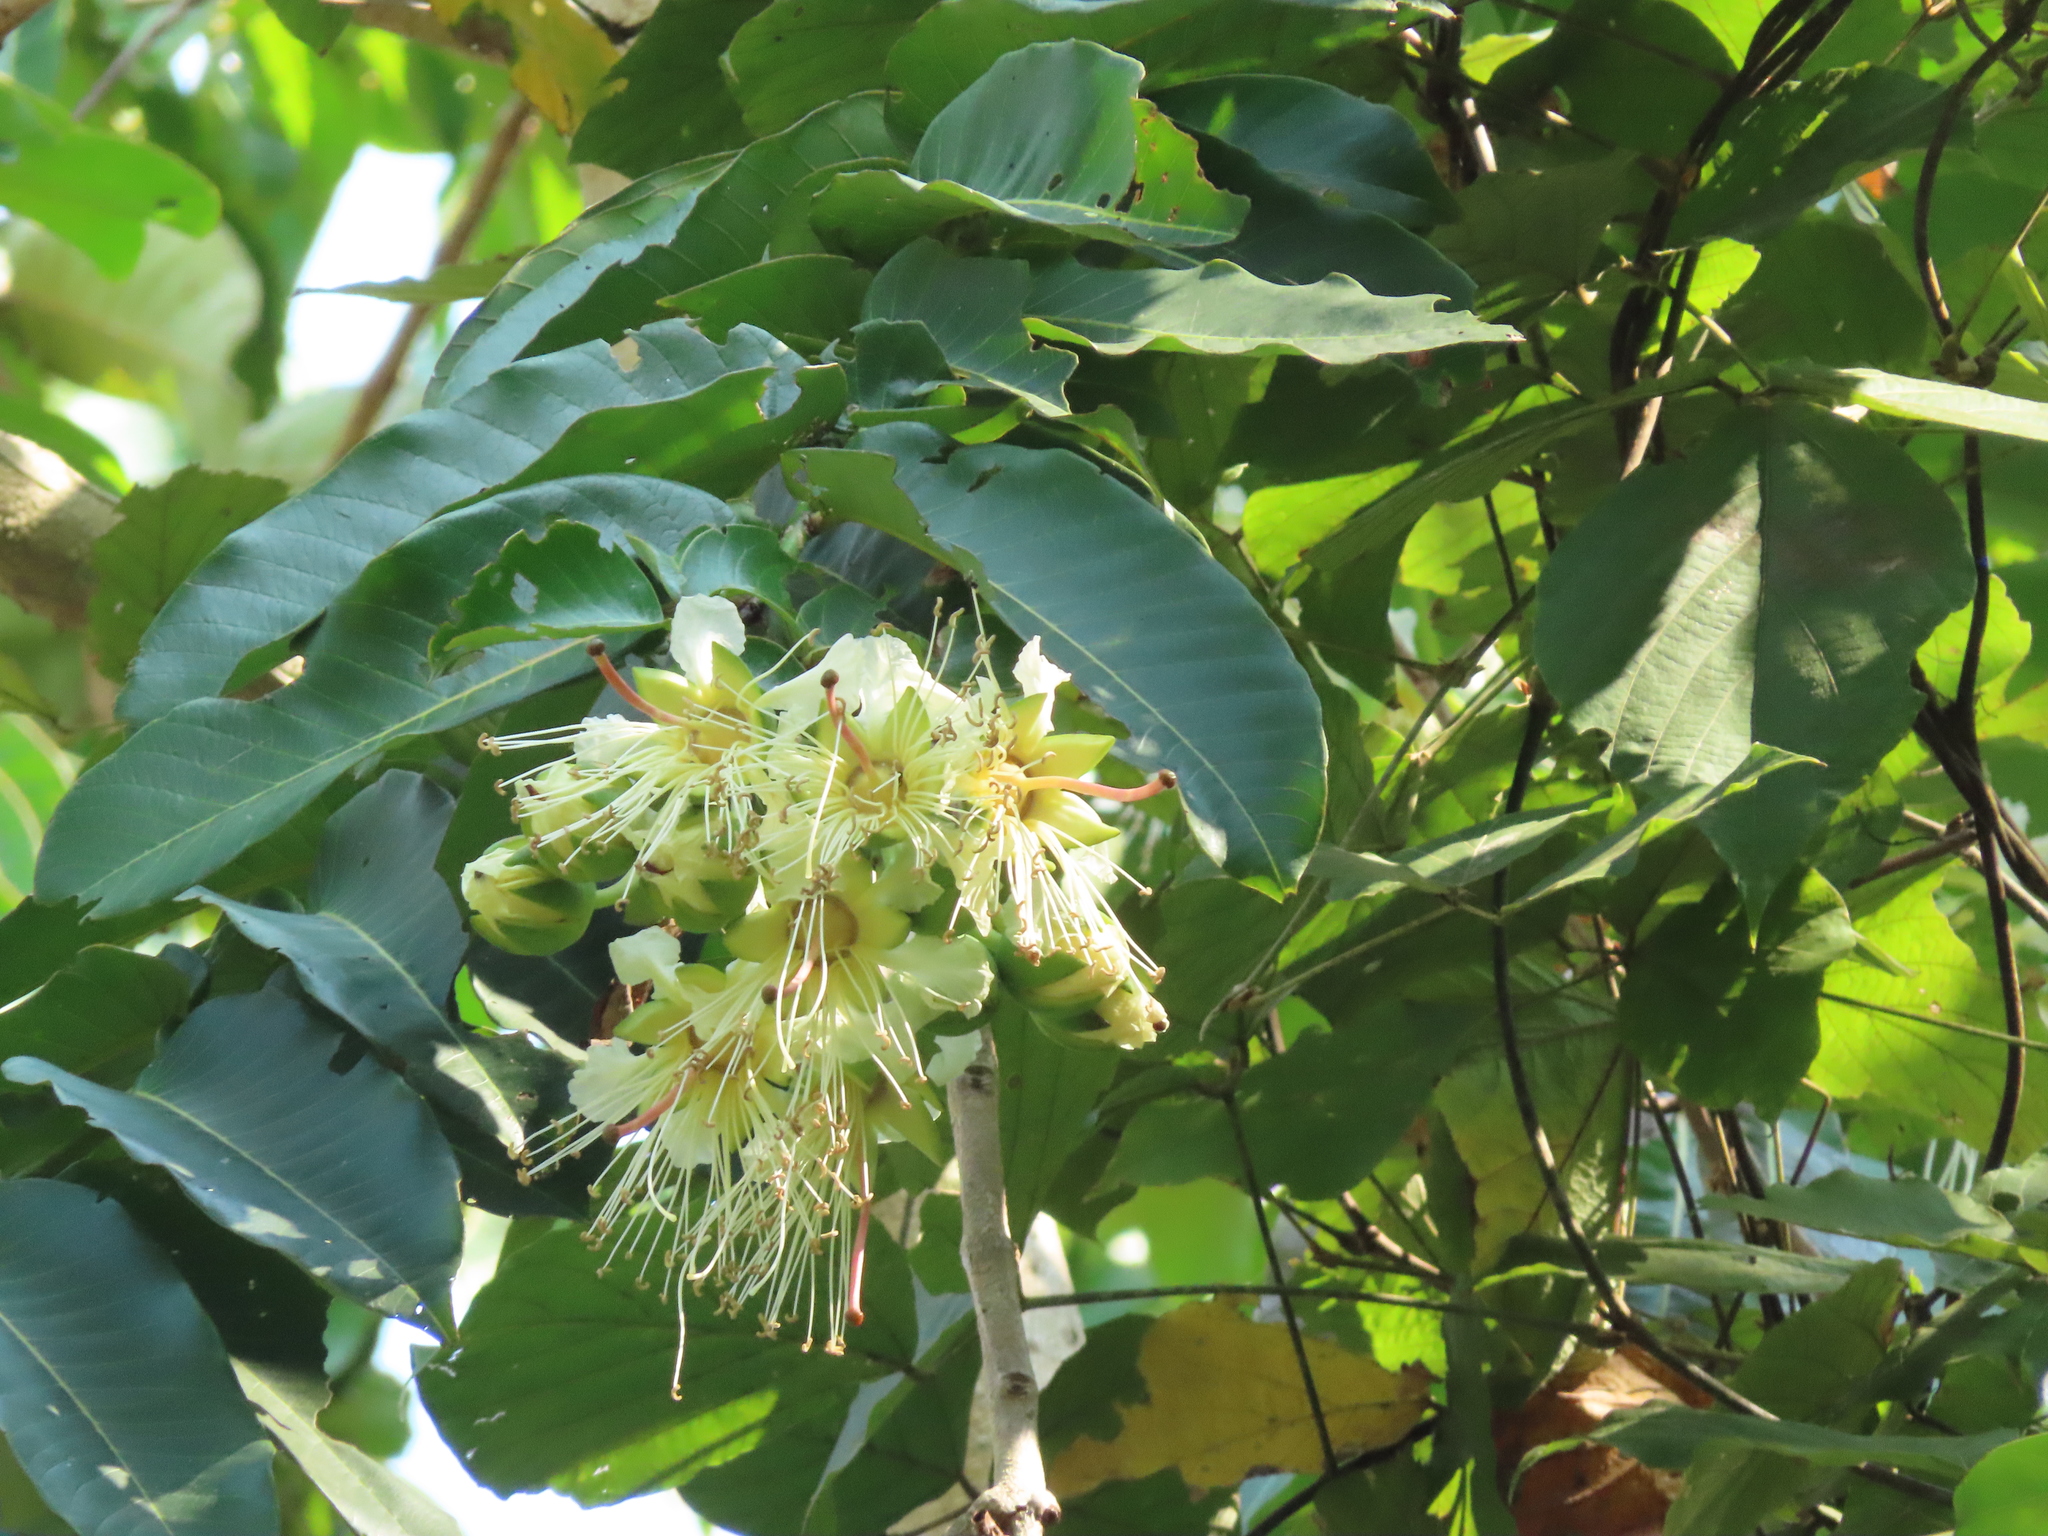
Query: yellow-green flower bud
511 762 636 883
462 837 596 955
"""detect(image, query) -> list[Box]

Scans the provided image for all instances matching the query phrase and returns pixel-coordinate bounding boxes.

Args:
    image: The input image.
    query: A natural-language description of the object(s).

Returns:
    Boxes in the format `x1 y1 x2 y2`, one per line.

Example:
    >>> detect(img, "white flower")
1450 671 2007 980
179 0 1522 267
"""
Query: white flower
669 595 747 687
925 1029 981 1087
568 1040 666 1125
1013 636 1069 698
755 635 957 727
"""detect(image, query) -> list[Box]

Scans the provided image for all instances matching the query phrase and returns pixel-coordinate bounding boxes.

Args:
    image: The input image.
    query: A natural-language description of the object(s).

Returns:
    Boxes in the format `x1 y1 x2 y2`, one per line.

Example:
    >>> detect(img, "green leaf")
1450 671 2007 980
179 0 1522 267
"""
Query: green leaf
0 390 127 492
906 42 1246 248
789 431 1326 882
1955 1434 2048 1536
429 159 730 407
87 468 287 686
1308 800 1607 899
0 714 73 911
231 1360 459 1536
1149 74 1457 229
417 1222 891 1514
1024 260 1514 363
659 253 871 350
1785 365 2048 444
1534 401 1975 911
882 0 1400 137
1588 1404 2010 1478
0 944 191 1096
0 1179 276 1536
675 523 800 609
0 79 219 280
120 321 799 726
1671 66 1946 246
536 96 908 363
864 241 1077 415
1721 219 1933 373
994 1003 1118 1232
568 0 757 178
1729 1258 1903 1424
1507 1233 1868 1295
1705 1169 2026 1262
433 521 664 662
814 1320 980 1533
37 474 732 919
1811 870 2048 1156
313 254 524 305
5 988 463 1331
723 0 933 136
190 771 564 1151
1432 154 1648 313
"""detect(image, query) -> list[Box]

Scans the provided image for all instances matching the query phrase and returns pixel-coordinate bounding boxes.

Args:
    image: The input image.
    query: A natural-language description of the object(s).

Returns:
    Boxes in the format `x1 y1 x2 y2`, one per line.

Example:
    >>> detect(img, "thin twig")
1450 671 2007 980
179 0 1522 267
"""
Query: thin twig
1225 1093 1337 1474
1245 1416 1440 1536
947 1032 1058 1536
1018 1285 1619 1342
1848 824 1978 886
73 0 206 121
332 97 534 459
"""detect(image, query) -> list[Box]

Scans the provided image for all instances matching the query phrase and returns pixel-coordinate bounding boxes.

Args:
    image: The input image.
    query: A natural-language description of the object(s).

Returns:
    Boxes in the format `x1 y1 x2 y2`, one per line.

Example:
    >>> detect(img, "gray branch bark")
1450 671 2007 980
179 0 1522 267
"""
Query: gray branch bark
0 433 119 627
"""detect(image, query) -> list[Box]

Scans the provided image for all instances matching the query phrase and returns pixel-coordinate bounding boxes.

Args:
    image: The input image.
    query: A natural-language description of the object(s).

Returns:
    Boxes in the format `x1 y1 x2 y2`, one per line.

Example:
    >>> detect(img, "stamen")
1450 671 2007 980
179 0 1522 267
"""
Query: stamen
1029 769 1178 802
819 670 876 774
586 639 689 725
846 1186 872 1327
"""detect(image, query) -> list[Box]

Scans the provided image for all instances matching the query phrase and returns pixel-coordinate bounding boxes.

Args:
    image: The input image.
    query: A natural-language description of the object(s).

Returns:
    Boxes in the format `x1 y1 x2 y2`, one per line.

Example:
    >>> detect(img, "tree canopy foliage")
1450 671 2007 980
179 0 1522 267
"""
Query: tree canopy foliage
4 0 2048 1533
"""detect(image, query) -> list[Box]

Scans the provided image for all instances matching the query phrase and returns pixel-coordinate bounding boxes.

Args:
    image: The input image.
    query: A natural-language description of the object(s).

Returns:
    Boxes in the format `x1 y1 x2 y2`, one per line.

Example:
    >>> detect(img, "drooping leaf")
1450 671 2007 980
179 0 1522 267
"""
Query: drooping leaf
1705 1170 2027 1263
1048 1301 1431 1498
1150 73 1457 228
723 0 934 136
87 468 287 686
190 771 566 1151
232 1361 459 1536
1024 260 1514 363
0 79 219 280
39 475 732 918
1534 401 1975 911
1589 1404 2010 1478
1308 800 1607 899
535 96 907 362
432 521 665 662
569 0 757 178
1509 1233 1868 1295
864 241 1077 415
5 988 463 1330
787 430 1326 883
429 159 731 407
1671 66 1947 246
0 1179 277 1536
417 1222 899 1519
314 255 524 305
119 321 802 725
0 944 190 1095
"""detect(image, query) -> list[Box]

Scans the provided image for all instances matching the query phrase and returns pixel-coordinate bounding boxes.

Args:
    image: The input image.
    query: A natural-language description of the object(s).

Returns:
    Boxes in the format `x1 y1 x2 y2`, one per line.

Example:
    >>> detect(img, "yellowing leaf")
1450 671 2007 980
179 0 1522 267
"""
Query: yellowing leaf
1048 1301 1430 1497
430 0 618 133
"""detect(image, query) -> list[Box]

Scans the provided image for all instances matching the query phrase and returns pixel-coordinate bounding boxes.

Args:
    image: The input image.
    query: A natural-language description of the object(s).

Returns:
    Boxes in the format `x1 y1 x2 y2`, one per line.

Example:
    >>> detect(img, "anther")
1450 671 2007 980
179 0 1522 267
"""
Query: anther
586 639 689 724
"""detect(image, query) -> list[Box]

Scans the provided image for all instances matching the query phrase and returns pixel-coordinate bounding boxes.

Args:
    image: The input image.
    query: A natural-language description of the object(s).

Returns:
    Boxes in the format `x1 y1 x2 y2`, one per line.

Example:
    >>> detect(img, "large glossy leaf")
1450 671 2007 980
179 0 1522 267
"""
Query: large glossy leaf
532 96 908 363
1533 402 1975 910
901 42 1246 248
787 429 1326 883
0 79 218 280
5 989 463 1331
882 0 1399 135
192 771 566 1151
432 520 666 662
87 469 286 686
0 1180 276 1536
864 241 1076 415
39 474 733 917
232 1360 458 1536
1670 66 1946 246
0 944 191 1095
120 321 801 725
1025 259 1514 361
418 1222 906 1515
427 159 731 407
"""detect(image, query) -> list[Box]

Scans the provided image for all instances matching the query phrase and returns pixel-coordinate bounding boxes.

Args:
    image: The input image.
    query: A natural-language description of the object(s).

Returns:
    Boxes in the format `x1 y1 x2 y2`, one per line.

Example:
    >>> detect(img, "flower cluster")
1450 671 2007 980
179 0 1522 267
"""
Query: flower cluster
462 598 1172 1375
